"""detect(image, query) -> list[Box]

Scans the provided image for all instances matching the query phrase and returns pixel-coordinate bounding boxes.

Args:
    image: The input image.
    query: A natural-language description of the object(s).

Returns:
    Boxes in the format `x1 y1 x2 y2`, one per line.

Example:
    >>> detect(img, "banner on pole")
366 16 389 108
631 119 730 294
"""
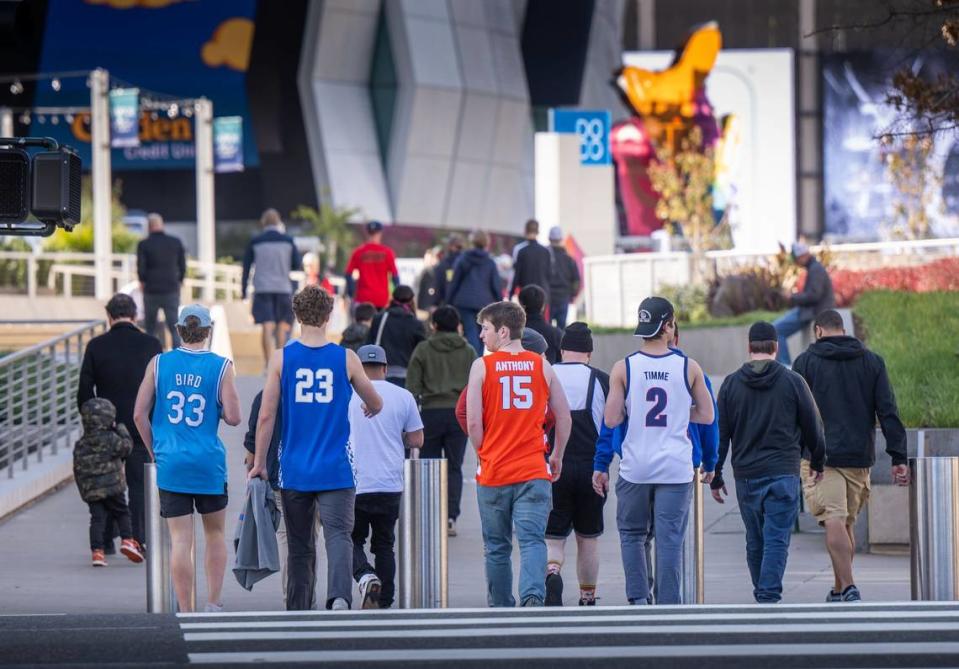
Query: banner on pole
548 109 611 166
109 88 139 148
213 116 244 173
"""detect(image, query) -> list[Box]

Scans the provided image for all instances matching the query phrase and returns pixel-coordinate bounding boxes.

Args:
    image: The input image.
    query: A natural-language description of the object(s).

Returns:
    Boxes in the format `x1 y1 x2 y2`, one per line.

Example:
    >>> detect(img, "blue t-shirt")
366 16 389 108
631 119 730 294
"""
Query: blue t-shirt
279 340 354 492
151 348 229 495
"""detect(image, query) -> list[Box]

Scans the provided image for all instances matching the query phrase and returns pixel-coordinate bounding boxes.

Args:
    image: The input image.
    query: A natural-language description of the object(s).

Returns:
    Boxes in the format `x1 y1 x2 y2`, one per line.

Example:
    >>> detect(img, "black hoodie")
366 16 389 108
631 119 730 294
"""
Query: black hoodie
713 359 825 488
793 336 907 467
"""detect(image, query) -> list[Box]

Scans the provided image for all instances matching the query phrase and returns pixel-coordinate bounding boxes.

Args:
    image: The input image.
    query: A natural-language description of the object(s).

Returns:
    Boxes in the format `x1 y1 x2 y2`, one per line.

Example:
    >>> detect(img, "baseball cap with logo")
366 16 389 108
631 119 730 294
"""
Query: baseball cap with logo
176 304 212 327
357 344 388 365
366 220 384 234
633 297 675 338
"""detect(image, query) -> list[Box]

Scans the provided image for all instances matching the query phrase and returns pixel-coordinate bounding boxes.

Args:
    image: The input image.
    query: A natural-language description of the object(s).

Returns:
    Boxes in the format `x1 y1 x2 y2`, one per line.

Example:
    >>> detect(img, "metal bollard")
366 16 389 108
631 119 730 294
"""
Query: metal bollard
680 472 705 604
910 456 959 600
398 452 448 608
145 463 196 612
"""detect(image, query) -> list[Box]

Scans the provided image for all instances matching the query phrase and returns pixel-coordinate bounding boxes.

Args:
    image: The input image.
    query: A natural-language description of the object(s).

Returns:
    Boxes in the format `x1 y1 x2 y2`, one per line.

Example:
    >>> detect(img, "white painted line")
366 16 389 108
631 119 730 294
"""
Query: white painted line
183 621 959 642
187 641 959 664
179 608 959 630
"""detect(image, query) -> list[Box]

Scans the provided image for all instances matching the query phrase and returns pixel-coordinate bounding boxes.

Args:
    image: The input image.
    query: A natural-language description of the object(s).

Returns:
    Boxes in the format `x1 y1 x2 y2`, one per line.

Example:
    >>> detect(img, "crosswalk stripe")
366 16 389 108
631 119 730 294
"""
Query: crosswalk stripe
182 620 959 642
179 608 959 630
187 641 959 664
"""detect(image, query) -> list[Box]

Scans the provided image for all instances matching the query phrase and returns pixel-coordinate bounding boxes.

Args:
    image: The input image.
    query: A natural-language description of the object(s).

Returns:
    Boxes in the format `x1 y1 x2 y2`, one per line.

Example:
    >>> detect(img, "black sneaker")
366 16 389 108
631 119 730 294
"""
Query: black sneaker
826 590 842 602
544 572 563 606
841 585 862 602
578 597 597 606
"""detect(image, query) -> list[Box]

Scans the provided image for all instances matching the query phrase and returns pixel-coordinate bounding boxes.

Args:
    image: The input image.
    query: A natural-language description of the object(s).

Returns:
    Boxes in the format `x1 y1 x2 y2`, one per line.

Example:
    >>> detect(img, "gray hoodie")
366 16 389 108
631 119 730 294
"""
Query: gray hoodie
233 478 281 591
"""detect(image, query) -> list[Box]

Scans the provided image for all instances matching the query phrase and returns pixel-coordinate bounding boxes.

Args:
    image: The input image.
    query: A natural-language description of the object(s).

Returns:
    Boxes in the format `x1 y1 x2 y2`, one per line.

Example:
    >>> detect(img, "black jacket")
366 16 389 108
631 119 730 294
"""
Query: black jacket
549 246 580 305
525 313 562 364
77 322 163 446
243 391 282 490
790 258 835 322
510 240 552 298
367 305 427 370
137 232 186 295
447 248 502 312
713 359 826 488
432 250 461 308
793 336 907 467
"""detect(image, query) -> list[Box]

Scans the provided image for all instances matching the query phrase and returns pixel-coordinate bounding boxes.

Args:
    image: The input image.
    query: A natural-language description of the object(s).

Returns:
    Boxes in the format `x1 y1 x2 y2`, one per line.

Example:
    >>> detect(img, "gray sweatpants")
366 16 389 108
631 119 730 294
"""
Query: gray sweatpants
616 477 692 605
275 494 322 608
280 487 355 610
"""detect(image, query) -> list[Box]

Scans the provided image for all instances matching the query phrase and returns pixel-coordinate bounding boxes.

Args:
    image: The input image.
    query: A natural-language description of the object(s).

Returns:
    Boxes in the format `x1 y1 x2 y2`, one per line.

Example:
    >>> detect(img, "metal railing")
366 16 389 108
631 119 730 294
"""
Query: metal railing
0 320 106 477
584 236 959 327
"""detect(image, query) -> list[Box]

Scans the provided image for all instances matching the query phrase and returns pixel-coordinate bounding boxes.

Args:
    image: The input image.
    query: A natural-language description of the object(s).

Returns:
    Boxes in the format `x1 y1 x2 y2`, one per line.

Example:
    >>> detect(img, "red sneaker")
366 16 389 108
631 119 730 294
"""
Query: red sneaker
92 549 107 567
120 539 144 564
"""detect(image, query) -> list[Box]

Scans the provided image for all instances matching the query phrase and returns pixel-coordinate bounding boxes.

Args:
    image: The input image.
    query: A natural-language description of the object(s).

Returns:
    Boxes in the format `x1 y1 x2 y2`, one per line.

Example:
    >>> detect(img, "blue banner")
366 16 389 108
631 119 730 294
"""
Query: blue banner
34 0 258 171
549 109 612 166
109 88 139 148
214 116 244 173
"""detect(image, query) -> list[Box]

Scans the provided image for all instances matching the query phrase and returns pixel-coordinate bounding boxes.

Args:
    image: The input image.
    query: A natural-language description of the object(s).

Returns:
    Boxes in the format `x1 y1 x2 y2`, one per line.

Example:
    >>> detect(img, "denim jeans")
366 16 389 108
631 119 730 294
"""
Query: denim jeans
735 475 800 603
616 478 692 605
772 307 807 365
477 479 552 607
549 301 569 331
457 307 483 356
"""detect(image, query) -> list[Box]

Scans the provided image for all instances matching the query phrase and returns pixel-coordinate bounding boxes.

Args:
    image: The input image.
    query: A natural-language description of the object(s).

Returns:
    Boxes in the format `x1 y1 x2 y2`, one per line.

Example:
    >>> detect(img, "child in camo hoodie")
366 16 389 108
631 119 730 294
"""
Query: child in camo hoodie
73 398 144 567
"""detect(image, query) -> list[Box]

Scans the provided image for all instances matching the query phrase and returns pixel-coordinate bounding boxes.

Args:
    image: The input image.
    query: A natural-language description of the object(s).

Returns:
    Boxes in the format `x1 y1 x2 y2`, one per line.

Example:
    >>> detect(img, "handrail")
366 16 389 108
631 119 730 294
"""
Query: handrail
0 320 106 367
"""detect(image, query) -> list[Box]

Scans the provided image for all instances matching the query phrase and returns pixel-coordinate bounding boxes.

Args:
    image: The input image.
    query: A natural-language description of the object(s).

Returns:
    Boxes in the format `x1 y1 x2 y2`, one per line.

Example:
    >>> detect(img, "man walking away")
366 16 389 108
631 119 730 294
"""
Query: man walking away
250 285 383 611
773 242 835 365
509 219 552 303
603 298 714 605
711 321 826 604
137 213 185 349
78 293 162 550
545 323 608 607
340 302 375 352
350 345 424 609
466 301 572 607
345 221 400 310
366 285 426 387
242 209 302 366
433 234 464 309
793 309 909 602
547 227 580 330
519 285 563 364
447 230 502 356
406 306 476 536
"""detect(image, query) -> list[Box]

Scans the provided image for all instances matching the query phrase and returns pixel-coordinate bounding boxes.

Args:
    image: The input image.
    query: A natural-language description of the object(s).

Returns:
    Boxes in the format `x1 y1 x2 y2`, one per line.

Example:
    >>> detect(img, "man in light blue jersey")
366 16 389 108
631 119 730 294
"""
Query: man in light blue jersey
250 285 383 611
134 304 242 612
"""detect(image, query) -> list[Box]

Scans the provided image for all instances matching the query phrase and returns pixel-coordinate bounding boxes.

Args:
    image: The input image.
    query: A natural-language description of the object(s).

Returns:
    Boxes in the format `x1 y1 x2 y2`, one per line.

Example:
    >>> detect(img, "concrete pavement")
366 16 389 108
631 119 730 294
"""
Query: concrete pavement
0 375 910 614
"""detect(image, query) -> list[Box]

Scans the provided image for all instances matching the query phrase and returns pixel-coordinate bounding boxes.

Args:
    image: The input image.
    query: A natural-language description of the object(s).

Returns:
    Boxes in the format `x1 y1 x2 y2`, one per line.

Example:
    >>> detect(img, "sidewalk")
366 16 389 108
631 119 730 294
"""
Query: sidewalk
0 375 910 614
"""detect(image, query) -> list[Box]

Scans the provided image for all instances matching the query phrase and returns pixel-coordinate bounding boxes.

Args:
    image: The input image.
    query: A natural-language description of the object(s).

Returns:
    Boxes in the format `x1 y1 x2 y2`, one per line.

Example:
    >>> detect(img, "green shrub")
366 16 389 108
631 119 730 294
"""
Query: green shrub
856 291 959 428
658 282 710 324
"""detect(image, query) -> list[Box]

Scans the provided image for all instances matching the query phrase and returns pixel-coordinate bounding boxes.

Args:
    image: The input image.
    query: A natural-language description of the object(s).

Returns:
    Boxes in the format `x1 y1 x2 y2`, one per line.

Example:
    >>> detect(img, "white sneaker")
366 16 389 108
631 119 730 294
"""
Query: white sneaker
331 597 350 611
358 573 381 609
203 603 223 613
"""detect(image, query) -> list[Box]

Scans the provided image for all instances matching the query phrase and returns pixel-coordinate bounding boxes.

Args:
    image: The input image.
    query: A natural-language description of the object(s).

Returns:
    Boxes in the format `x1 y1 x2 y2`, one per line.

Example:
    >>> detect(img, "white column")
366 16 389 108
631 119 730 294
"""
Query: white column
194 98 215 302
0 108 13 137
90 69 113 301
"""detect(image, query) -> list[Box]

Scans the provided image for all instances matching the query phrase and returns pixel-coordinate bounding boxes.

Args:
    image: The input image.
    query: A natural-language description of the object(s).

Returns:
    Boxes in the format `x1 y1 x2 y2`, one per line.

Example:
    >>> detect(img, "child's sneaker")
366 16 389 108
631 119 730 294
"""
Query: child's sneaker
120 539 144 564
204 603 224 613
91 549 108 567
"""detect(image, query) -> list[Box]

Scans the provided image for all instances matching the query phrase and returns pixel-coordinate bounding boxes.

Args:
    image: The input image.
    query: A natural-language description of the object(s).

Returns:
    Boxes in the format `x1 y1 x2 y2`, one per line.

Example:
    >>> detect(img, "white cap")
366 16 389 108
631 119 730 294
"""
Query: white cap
791 241 810 257
548 226 563 242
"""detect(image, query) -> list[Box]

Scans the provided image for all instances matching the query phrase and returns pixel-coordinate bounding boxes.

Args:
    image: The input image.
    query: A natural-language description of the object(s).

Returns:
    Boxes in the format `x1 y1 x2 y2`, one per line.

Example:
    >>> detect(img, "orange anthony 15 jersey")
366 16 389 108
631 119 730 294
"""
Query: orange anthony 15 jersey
478 350 550 486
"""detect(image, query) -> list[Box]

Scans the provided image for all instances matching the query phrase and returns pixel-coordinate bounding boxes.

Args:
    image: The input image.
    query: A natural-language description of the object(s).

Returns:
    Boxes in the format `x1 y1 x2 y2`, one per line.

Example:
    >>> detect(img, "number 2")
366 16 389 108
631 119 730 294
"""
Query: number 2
295 368 334 404
645 387 667 427
499 375 533 410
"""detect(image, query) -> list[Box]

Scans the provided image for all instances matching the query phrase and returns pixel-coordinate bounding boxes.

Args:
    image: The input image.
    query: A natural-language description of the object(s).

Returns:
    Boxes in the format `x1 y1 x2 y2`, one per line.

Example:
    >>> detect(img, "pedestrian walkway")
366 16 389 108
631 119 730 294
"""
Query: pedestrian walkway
0 375 909 614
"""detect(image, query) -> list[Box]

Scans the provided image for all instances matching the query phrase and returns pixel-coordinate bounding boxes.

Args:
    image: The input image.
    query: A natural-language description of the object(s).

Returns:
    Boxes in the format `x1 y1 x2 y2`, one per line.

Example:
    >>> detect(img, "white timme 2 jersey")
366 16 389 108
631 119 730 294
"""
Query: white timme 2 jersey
619 350 694 484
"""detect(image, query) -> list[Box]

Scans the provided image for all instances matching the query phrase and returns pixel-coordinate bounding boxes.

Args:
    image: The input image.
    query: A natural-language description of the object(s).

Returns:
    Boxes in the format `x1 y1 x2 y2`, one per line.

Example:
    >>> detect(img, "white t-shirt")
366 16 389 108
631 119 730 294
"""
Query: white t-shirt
349 379 424 494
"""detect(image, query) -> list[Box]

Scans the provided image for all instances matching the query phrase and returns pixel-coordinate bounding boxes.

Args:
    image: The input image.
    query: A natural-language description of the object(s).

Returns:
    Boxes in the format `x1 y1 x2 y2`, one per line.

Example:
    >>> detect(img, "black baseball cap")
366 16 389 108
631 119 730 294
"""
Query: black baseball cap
366 220 384 234
748 321 778 342
634 297 675 338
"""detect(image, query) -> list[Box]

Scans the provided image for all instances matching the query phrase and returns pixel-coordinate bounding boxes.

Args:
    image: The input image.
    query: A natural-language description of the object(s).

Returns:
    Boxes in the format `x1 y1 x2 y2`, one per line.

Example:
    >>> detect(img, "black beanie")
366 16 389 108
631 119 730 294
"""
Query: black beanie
561 322 593 353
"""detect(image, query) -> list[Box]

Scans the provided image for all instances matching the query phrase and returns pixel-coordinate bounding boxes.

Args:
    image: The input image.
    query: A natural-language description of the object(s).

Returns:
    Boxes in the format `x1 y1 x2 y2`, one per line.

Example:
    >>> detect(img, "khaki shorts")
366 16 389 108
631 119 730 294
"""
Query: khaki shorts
801 460 871 526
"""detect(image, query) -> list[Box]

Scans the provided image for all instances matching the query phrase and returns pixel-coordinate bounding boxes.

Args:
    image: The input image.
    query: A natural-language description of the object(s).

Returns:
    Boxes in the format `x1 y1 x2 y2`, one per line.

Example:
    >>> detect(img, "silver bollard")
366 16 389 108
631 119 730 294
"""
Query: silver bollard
398 452 448 608
145 463 196 612
680 471 705 604
910 456 959 600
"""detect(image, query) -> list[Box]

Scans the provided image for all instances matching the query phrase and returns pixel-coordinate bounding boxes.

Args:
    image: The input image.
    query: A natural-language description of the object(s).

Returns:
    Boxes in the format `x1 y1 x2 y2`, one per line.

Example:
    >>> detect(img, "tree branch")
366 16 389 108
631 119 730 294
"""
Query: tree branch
805 5 954 38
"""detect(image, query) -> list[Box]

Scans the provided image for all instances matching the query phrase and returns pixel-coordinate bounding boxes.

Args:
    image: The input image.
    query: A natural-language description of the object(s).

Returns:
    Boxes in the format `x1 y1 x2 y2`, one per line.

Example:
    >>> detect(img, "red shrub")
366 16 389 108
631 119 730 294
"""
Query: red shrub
829 258 959 306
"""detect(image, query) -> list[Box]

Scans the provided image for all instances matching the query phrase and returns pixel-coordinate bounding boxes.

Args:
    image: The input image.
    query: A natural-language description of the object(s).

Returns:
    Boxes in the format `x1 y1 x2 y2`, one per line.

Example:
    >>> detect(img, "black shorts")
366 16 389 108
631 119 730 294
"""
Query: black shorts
252 292 293 325
159 484 228 518
546 464 606 539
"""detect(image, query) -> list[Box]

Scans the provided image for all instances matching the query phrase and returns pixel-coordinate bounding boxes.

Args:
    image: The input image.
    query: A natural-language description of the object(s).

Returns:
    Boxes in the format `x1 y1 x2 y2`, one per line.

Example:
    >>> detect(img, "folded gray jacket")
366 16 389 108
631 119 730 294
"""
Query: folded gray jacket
233 478 281 591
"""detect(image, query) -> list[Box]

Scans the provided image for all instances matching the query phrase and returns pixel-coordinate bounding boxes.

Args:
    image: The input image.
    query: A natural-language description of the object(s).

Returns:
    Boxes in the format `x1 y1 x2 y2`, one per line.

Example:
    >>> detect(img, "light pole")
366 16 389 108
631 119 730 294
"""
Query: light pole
193 97 215 302
90 68 113 301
